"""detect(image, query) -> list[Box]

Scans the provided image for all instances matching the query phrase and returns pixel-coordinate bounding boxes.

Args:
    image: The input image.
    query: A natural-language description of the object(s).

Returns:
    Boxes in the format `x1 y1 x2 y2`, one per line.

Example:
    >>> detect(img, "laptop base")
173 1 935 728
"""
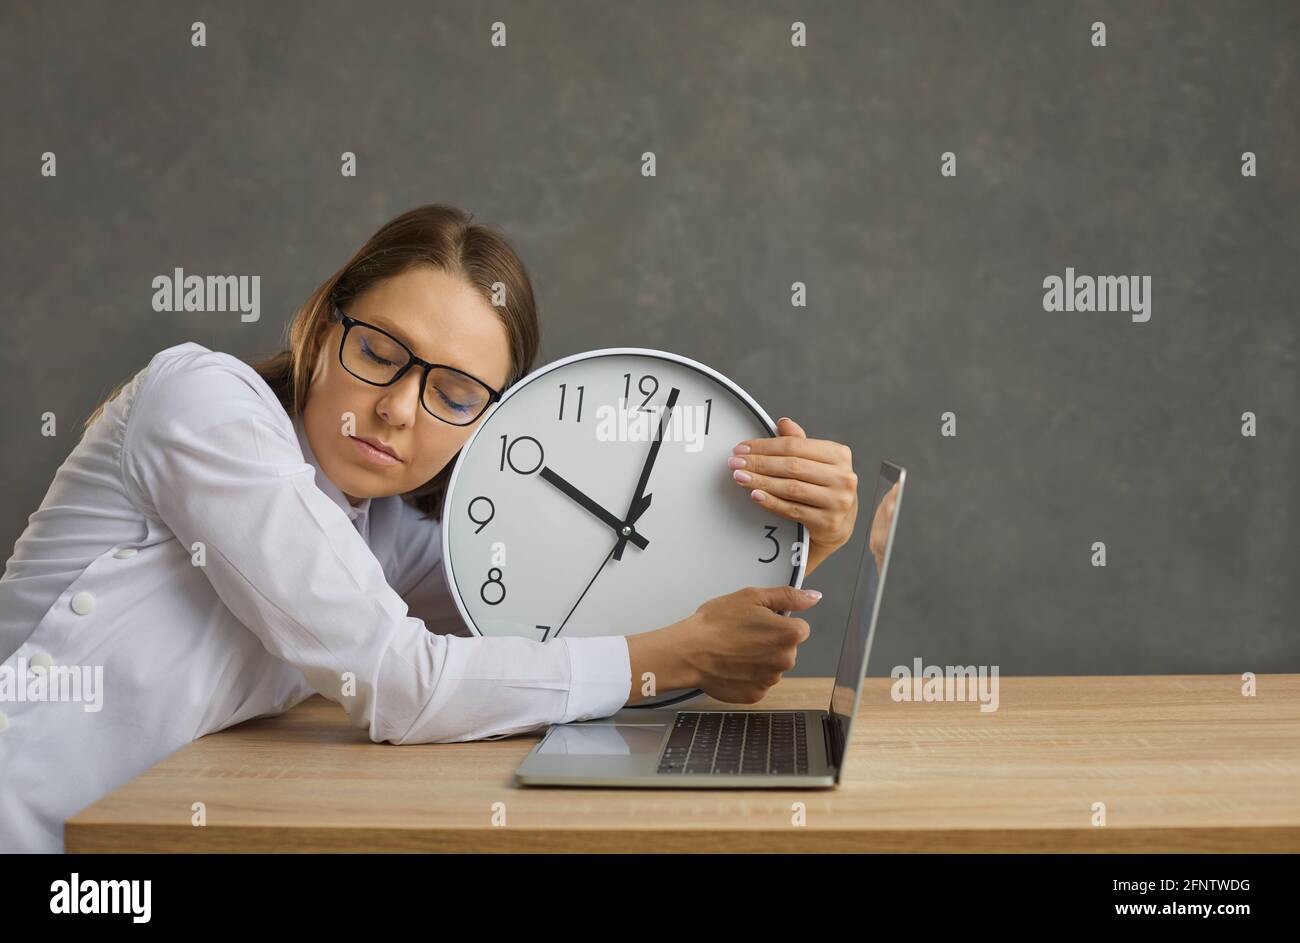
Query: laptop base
514 708 837 789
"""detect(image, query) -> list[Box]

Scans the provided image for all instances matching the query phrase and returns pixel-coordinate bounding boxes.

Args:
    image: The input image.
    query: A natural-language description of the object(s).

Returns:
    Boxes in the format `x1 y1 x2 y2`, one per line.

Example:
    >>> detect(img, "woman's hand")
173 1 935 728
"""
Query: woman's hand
627 584 823 705
728 417 859 576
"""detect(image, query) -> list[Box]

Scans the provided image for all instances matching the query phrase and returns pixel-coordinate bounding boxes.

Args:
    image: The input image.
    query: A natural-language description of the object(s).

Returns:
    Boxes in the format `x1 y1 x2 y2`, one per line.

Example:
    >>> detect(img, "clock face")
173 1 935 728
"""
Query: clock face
440 348 807 705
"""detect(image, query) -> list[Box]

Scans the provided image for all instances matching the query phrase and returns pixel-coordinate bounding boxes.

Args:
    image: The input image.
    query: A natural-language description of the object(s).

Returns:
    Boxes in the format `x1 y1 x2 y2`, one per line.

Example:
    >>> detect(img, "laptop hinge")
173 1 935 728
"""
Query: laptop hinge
821 712 839 773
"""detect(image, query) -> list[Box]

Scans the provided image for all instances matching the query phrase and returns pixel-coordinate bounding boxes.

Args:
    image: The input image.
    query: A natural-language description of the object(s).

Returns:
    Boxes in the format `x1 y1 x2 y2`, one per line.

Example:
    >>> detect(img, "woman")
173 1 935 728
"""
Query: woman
0 204 860 852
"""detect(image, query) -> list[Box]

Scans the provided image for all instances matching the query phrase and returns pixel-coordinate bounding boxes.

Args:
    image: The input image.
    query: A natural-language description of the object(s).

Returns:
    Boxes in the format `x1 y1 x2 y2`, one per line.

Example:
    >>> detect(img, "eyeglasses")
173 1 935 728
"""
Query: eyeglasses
331 302 503 426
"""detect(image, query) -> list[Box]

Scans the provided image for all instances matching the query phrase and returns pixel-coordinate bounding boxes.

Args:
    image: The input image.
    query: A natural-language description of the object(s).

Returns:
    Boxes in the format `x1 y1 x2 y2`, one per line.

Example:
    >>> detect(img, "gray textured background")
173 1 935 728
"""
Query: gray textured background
2 1 1296 677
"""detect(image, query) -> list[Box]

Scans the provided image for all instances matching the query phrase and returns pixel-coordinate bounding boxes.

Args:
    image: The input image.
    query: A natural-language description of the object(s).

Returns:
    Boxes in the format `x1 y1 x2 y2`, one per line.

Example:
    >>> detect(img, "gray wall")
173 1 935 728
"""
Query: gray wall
2 1 1296 677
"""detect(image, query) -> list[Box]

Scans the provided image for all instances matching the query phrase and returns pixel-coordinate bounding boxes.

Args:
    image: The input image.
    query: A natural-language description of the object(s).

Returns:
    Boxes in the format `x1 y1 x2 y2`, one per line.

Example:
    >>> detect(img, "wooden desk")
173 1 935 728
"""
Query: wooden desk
66 675 1300 852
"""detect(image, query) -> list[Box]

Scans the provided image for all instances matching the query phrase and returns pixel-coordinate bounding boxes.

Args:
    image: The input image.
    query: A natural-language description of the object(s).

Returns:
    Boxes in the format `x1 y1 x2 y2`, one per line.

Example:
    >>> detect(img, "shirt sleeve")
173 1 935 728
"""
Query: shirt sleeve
119 347 631 743
389 500 636 733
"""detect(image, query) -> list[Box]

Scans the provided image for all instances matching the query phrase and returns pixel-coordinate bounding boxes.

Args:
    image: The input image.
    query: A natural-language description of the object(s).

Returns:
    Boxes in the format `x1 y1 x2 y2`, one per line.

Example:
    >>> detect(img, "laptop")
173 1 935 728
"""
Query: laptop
515 460 906 788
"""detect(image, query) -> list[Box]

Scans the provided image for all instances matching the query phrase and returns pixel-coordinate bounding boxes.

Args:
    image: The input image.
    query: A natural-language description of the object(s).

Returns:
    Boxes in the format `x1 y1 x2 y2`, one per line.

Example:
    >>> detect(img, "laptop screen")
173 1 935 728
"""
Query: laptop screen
825 461 905 774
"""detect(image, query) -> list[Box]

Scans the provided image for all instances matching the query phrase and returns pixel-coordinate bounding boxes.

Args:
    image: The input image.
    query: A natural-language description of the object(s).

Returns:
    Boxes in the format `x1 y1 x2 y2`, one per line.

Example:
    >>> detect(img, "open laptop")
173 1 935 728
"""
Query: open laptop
515 460 906 788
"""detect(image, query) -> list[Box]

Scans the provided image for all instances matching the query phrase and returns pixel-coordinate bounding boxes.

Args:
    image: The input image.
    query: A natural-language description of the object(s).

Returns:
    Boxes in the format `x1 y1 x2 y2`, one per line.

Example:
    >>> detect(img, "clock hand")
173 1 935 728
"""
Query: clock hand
552 541 617 640
538 466 649 550
549 490 658 640
613 387 679 561
628 492 652 525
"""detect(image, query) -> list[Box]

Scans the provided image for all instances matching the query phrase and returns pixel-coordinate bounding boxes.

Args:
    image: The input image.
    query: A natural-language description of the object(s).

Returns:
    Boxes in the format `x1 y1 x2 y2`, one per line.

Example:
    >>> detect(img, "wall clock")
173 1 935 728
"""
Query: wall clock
440 348 807 707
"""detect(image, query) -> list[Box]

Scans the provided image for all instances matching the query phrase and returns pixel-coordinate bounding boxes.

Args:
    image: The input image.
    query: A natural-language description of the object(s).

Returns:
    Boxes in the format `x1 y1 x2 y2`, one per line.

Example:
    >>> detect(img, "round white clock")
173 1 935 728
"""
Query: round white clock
440 347 807 707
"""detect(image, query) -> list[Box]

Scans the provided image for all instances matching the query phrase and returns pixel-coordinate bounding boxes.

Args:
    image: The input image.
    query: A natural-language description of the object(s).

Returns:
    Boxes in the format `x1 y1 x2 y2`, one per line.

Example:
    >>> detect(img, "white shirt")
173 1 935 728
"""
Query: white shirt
0 341 631 853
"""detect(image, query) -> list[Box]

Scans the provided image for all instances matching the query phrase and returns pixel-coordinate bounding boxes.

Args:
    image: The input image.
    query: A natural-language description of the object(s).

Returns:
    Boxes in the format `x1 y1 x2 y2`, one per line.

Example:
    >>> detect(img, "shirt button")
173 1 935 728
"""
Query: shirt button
30 651 53 670
113 547 138 559
70 591 95 615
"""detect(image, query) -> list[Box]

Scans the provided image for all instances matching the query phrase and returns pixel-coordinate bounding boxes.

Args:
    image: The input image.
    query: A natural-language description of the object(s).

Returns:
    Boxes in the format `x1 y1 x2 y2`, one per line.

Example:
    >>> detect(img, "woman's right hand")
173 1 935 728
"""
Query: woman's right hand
628 585 822 705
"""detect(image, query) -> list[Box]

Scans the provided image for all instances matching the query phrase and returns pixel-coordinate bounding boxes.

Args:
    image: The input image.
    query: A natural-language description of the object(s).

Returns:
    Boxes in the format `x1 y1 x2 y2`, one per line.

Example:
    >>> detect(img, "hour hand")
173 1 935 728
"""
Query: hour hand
539 466 649 550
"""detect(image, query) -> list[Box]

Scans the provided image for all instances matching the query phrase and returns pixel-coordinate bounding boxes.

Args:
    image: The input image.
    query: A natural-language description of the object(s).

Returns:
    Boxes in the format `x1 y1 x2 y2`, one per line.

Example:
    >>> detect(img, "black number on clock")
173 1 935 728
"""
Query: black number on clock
467 496 495 534
498 435 544 474
481 567 506 605
704 397 712 434
622 373 659 411
535 625 552 642
759 524 780 563
557 383 585 422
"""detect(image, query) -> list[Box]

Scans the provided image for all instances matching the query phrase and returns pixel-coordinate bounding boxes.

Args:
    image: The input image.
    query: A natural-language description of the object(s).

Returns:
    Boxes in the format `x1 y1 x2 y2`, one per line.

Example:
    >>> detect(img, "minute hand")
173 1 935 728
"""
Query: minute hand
613 387 679 560
539 466 649 550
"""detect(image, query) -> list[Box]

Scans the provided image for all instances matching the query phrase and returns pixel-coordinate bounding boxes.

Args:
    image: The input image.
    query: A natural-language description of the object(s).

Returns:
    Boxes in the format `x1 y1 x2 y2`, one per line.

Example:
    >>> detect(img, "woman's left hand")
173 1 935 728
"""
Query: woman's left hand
728 417 859 574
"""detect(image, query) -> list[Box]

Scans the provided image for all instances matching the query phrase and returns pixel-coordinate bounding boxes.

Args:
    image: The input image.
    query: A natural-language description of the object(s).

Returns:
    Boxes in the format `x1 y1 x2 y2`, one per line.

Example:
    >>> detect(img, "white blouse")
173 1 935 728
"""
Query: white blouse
0 341 631 853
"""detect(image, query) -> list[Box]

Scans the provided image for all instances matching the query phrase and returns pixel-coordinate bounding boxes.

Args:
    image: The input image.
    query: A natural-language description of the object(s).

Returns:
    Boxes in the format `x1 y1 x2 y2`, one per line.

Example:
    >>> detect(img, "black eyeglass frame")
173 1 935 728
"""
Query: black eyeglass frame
332 302 504 426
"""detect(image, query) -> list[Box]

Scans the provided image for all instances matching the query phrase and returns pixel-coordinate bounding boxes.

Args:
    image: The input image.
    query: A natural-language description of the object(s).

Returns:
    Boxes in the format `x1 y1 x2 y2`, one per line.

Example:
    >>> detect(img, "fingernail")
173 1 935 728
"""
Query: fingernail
802 589 822 599
733 443 751 454
732 469 751 484
727 456 746 469
751 489 766 501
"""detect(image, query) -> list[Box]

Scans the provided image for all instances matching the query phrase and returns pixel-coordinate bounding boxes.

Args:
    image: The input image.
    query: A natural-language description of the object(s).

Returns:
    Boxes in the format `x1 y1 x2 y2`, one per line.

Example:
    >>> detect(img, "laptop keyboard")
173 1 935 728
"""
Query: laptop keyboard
656 711 809 775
